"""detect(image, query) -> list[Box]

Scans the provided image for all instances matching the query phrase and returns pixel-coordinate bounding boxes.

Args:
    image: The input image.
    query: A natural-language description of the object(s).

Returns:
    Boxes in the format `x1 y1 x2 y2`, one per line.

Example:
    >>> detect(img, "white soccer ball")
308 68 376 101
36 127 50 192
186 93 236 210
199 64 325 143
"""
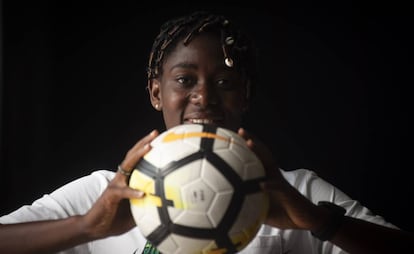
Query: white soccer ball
129 124 268 254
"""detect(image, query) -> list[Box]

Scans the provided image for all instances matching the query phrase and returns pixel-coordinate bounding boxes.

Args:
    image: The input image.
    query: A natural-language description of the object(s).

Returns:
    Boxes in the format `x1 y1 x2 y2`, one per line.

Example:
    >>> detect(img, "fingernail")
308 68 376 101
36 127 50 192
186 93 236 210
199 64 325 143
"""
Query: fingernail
135 191 145 198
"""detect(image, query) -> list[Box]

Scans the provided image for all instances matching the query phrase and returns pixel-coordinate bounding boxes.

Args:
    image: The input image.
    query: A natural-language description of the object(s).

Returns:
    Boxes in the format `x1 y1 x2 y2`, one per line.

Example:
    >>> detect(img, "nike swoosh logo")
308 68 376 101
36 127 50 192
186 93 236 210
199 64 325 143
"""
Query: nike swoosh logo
163 131 232 143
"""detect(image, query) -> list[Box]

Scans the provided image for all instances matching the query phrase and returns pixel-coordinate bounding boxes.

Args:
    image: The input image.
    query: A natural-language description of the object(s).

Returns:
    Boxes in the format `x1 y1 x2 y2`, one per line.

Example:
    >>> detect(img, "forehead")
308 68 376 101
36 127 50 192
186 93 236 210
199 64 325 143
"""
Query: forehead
163 33 226 71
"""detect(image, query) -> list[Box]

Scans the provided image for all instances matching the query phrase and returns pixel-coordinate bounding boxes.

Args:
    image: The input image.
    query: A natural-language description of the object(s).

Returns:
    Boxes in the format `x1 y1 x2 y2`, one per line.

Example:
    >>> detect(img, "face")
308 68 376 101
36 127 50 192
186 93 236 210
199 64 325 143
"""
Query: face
148 33 249 131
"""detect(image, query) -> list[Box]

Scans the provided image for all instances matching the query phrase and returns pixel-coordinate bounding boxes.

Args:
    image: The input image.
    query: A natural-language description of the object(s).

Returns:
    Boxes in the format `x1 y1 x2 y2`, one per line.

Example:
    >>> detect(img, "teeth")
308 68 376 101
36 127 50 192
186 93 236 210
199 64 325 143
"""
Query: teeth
189 119 214 124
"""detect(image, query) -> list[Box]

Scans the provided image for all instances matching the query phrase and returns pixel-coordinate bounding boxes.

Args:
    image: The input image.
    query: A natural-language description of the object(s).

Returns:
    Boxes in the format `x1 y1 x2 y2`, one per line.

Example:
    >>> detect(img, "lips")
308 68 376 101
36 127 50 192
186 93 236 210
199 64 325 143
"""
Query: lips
186 119 216 124
183 114 224 125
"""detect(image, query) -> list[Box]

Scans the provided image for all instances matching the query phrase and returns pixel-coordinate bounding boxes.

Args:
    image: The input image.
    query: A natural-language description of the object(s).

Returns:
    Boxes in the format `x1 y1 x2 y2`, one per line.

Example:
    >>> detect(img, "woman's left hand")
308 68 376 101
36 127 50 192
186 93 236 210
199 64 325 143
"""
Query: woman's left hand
237 128 321 231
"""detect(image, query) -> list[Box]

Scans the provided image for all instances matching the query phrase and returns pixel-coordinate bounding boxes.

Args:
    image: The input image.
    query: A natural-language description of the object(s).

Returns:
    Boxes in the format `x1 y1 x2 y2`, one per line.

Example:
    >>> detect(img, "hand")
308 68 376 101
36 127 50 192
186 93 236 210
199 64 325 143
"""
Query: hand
81 130 159 239
237 128 320 230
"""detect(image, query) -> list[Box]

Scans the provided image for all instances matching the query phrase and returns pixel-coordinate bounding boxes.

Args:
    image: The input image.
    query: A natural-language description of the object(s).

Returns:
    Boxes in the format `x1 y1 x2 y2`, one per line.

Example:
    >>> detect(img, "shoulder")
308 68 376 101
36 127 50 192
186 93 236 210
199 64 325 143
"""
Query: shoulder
280 168 398 228
48 169 116 202
52 169 115 194
89 169 116 183
279 168 351 203
280 168 318 187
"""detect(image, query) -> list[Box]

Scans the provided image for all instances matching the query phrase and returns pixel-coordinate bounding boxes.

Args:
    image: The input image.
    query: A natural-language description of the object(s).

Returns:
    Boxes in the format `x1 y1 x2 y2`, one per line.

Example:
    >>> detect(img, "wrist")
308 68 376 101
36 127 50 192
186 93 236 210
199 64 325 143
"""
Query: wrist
310 201 346 241
77 215 100 241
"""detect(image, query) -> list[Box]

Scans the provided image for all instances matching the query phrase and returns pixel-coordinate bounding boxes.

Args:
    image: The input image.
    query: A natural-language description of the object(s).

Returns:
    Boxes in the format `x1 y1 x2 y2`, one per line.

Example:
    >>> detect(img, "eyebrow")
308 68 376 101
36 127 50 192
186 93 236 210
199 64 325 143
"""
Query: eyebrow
169 62 198 72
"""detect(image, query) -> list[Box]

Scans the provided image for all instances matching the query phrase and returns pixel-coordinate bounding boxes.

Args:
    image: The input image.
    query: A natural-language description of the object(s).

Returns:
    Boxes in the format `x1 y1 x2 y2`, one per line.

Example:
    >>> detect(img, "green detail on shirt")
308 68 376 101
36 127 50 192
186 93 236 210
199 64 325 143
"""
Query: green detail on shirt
142 241 160 254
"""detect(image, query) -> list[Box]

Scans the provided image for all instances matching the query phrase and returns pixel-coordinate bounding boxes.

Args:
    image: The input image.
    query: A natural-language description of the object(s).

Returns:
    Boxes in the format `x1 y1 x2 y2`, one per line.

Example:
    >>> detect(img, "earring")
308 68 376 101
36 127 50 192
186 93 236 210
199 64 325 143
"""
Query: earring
155 104 160 110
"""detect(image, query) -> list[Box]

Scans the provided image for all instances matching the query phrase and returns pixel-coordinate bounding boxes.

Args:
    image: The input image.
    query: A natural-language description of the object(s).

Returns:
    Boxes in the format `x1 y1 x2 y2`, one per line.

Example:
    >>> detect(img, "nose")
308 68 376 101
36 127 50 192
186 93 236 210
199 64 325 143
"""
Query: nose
190 82 218 107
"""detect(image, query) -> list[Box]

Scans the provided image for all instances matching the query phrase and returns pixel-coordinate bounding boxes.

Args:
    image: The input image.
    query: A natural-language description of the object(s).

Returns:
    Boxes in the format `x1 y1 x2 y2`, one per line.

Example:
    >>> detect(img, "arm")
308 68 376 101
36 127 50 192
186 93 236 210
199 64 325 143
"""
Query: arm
0 130 158 253
0 181 141 254
262 178 412 254
0 216 92 253
238 128 413 254
331 215 412 254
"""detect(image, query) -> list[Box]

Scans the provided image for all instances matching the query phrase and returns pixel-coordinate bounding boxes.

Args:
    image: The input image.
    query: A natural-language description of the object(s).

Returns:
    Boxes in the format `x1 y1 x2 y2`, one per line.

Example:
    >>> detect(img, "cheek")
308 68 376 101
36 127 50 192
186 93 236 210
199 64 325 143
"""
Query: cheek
162 92 187 110
161 92 188 128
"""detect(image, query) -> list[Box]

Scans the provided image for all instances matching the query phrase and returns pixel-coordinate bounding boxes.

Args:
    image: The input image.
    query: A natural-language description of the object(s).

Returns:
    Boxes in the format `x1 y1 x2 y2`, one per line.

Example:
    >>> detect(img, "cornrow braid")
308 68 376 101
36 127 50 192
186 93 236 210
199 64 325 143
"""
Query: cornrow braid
147 11 258 98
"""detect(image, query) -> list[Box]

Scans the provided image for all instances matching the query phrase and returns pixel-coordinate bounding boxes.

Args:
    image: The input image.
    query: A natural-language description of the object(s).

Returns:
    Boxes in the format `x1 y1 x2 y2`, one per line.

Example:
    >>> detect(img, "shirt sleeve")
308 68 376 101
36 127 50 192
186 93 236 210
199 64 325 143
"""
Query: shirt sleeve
0 170 116 254
294 169 397 228
0 170 114 223
281 168 398 254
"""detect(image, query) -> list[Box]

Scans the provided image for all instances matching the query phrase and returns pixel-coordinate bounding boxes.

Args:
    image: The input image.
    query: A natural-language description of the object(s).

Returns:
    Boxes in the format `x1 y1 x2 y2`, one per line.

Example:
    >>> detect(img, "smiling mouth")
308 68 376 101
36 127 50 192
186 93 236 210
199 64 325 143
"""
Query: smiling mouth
187 119 215 124
185 118 222 125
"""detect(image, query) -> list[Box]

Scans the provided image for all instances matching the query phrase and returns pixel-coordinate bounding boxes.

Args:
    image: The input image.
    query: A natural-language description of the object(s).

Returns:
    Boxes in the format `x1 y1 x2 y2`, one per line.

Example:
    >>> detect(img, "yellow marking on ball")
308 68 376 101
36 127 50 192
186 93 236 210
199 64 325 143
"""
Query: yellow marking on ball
130 194 162 207
163 131 229 143
165 185 184 209
129 170 162 207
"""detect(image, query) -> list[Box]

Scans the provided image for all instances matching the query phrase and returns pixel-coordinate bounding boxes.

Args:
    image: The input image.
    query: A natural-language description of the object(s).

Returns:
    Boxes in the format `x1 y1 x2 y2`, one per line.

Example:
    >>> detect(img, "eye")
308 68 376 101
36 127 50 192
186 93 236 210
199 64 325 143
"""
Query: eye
176 76 196 87
216 79 235 90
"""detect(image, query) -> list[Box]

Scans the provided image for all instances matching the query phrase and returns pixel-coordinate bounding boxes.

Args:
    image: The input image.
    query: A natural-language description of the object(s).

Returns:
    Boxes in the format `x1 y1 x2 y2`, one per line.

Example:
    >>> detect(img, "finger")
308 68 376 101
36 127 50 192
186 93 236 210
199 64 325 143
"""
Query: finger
115 144 150 181
124 187 146 199
238 128 256 147
127 129 159 156
238 128 255 148
238 127 250 140
117 165 134 177
120 130 158 171
107 181 146 199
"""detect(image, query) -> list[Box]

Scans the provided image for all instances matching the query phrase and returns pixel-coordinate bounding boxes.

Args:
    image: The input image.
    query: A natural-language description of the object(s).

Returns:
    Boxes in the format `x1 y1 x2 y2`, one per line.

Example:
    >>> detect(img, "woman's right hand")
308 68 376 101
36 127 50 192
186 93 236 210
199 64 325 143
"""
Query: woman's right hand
81 129 159 240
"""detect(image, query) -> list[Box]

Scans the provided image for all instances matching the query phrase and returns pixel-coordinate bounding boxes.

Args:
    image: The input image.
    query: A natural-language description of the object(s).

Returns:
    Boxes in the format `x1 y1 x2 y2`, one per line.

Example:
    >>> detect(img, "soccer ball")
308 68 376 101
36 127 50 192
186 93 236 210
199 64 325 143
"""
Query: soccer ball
129 124 268 254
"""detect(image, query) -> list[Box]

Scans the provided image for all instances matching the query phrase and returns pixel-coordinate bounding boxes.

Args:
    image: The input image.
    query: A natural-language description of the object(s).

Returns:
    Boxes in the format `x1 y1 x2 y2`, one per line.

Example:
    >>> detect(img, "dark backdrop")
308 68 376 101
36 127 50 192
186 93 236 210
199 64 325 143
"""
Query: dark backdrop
1 2 412 231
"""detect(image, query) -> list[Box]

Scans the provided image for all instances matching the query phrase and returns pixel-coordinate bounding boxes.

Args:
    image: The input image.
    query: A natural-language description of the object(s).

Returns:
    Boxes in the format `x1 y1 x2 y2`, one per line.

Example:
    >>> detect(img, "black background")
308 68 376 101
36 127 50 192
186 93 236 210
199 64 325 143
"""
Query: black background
1 2 412 231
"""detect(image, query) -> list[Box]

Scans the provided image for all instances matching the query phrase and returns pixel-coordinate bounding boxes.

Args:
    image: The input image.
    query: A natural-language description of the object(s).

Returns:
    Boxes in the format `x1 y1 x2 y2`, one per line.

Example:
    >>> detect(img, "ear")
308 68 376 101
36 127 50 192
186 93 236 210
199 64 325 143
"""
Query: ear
148 79 162 111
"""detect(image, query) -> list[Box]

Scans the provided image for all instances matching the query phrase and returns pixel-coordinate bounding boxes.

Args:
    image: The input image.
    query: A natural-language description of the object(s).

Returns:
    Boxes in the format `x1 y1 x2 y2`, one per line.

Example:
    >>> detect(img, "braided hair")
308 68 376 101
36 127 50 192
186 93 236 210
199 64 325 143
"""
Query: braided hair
147 11 258 98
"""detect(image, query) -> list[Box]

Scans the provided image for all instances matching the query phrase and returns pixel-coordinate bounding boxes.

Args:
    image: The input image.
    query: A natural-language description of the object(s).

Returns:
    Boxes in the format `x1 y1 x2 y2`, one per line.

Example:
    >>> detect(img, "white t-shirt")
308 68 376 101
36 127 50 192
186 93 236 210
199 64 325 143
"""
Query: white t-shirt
0 168 397 254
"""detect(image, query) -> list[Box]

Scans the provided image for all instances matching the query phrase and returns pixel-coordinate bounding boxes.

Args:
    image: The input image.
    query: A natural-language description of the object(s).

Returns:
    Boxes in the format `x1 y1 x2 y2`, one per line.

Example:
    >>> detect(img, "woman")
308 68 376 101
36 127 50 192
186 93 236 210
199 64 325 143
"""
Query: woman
0 11 411 254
